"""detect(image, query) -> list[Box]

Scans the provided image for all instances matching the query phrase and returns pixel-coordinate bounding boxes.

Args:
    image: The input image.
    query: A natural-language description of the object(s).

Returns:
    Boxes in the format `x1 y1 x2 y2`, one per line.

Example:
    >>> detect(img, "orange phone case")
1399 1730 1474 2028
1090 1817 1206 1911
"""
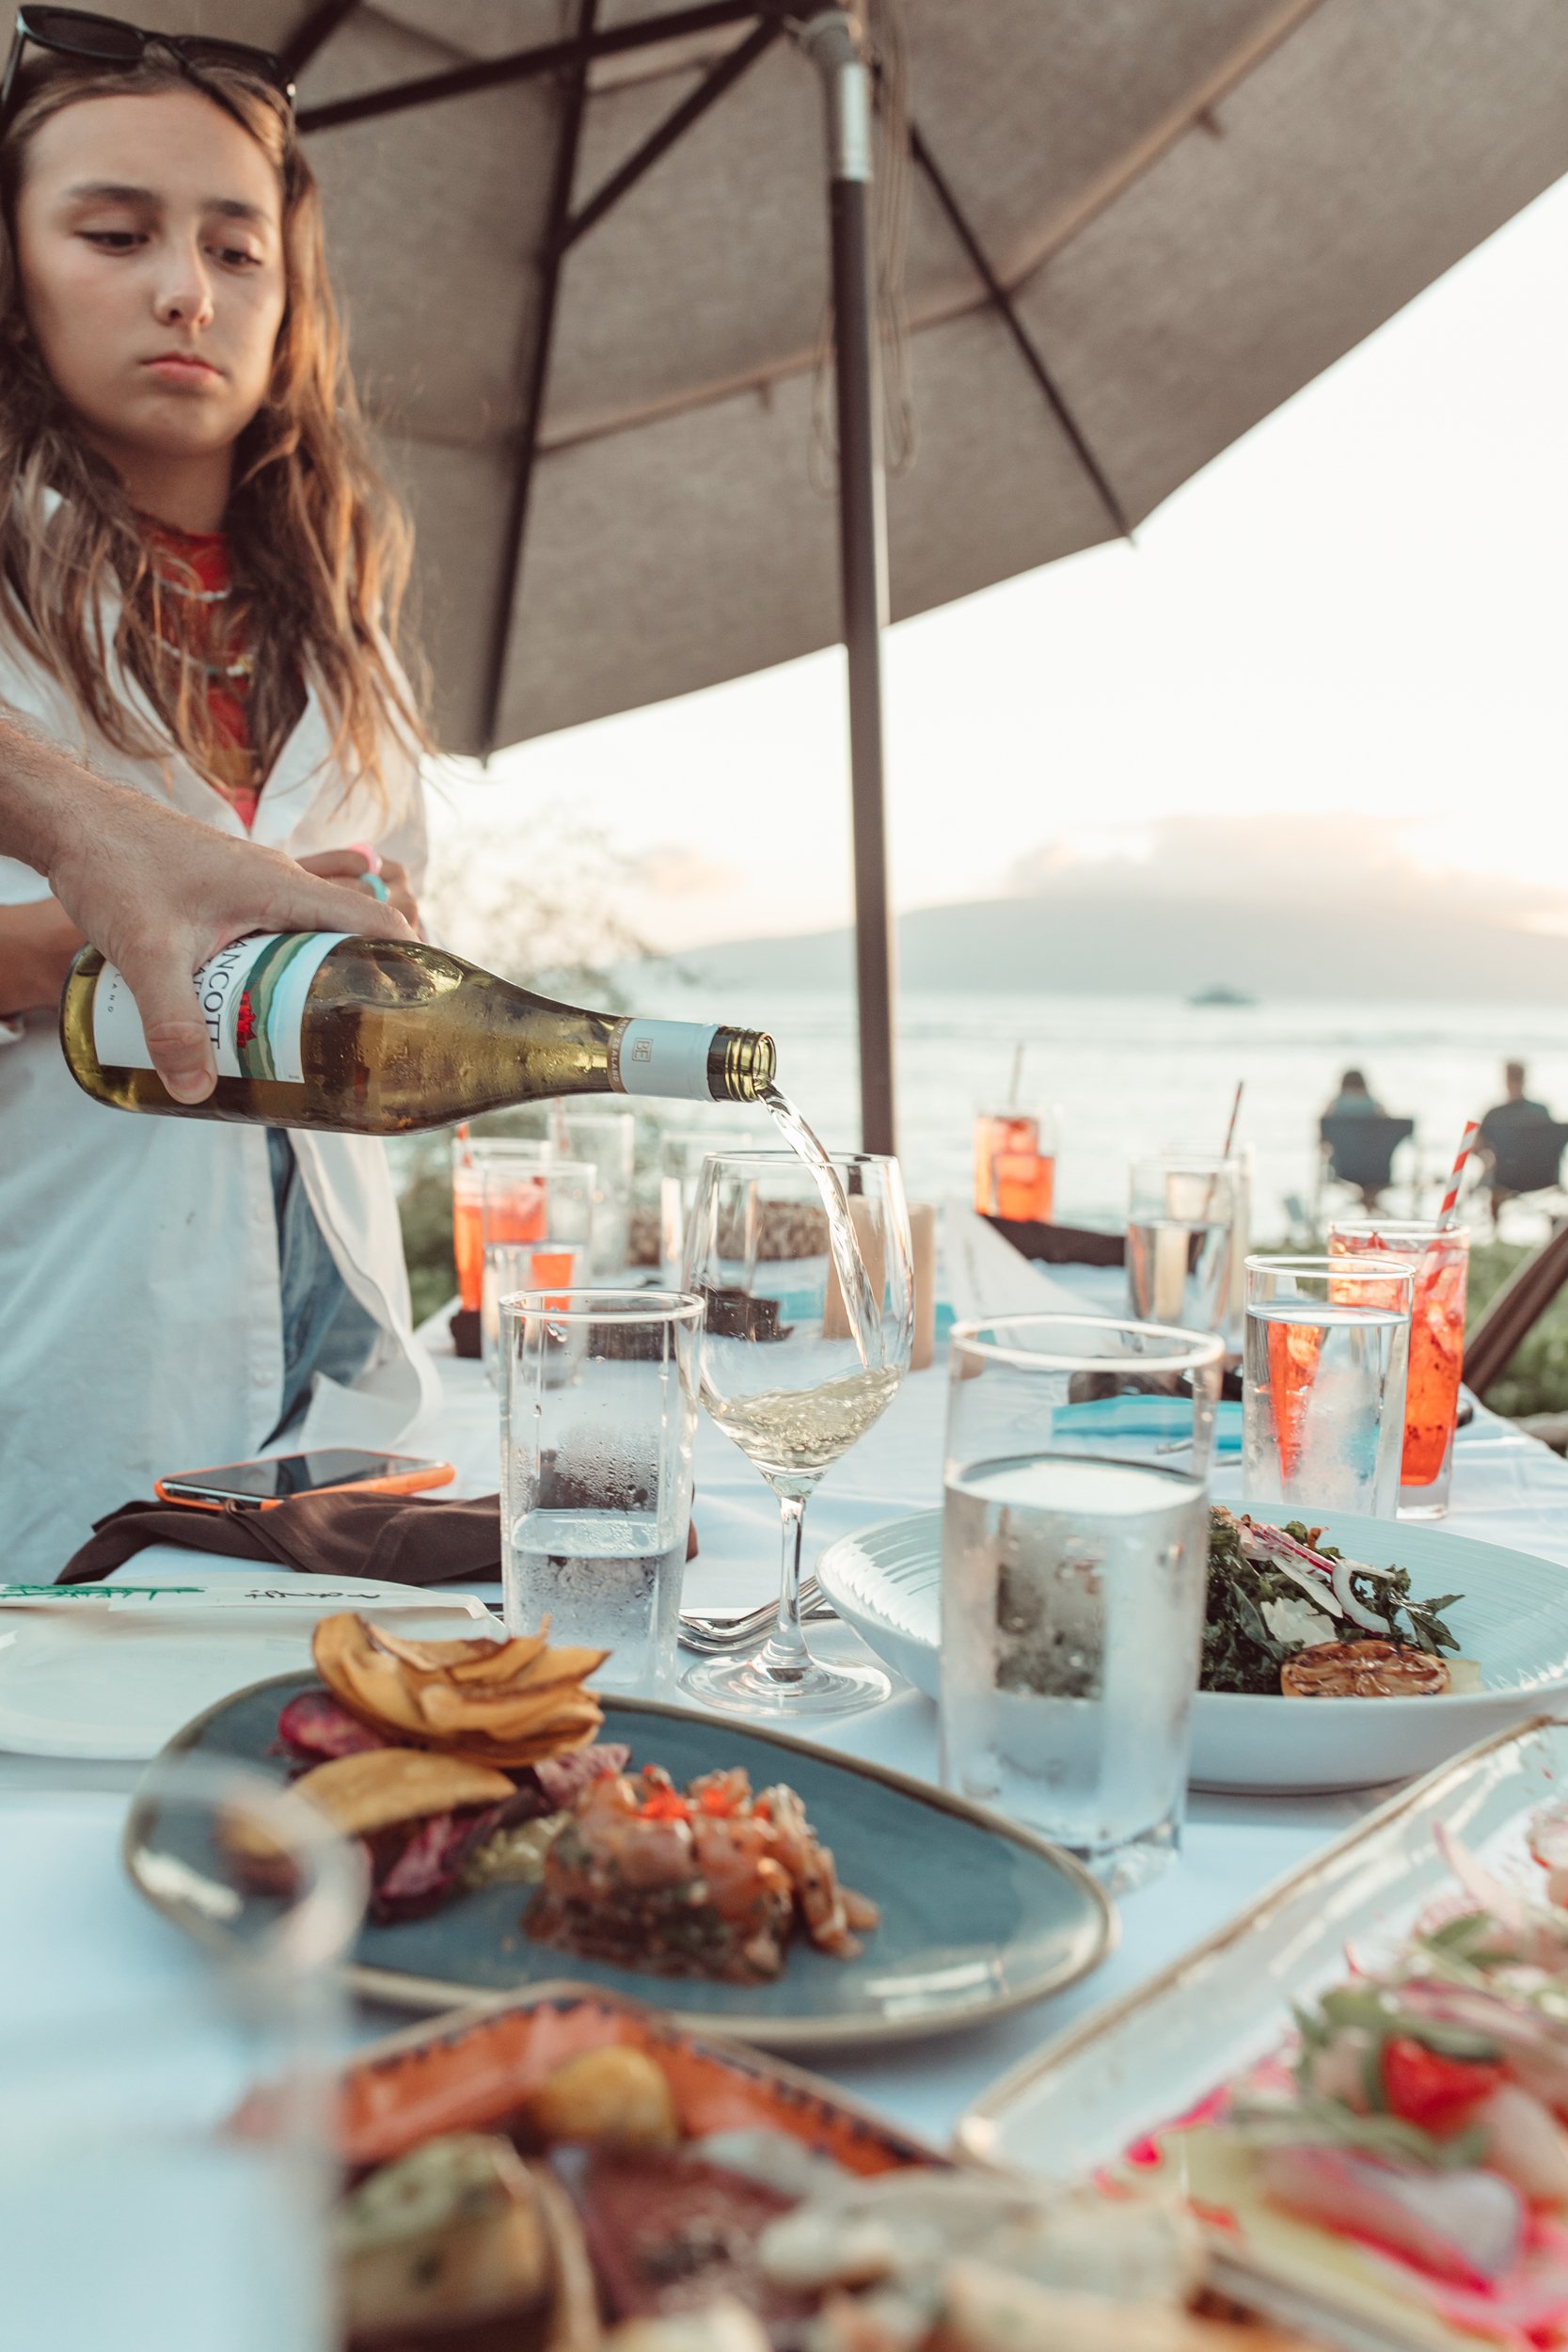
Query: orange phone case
153 1455 456 1511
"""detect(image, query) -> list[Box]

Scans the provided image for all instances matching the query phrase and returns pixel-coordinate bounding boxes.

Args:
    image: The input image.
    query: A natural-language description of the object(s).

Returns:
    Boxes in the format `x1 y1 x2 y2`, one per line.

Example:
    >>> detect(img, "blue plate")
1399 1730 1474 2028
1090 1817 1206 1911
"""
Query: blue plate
130 1676 1115 2050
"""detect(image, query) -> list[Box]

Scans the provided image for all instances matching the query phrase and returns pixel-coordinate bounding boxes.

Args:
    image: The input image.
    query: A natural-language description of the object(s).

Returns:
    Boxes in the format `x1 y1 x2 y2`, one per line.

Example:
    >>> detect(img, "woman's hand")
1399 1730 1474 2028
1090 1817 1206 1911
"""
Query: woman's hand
296 848 420 934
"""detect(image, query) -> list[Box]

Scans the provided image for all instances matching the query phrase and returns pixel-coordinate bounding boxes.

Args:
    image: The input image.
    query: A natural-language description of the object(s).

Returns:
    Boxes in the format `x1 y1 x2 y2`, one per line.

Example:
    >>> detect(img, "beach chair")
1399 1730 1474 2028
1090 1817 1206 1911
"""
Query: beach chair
1465 1220 1568 1394
1317 1114 1416 1215
1479 1120 1568 1225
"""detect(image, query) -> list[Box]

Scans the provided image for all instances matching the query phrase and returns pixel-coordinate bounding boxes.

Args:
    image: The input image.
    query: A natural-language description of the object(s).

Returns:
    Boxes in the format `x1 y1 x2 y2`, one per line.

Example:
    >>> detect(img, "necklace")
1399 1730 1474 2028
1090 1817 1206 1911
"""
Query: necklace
155 575 231 605
154 631 254 682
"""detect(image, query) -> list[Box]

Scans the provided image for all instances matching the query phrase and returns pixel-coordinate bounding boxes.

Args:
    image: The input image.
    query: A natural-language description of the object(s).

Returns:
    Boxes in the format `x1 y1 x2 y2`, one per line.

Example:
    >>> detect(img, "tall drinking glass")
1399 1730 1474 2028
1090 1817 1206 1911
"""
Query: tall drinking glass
1327 1220 1470 1517
1127 1153 1237 1333
500 1289 702 1690
658 1122 754 1288
682 1150 914 1717
1243 1255 1414 1517
451 1136 552 1313
556 1108 637 1276
480 1157 595 1380
940 1316 1224 1892
1 1754 361 2352
974 1105 1059 1220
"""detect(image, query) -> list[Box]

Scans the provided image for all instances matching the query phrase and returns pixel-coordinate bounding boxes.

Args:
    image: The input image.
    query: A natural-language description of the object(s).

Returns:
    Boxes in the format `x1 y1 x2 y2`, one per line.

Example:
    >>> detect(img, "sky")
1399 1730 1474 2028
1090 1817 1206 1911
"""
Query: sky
425 170 1568 960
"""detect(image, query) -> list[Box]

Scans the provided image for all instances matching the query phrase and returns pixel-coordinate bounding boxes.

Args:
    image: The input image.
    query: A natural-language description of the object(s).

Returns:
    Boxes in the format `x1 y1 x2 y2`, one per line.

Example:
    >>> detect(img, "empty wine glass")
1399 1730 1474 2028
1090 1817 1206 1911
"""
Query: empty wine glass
682 1149 913 1716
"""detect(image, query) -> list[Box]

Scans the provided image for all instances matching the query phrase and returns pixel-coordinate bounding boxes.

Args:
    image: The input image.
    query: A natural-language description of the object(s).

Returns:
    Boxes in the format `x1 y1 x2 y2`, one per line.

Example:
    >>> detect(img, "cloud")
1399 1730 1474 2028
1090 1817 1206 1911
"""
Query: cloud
1004 813 1568 929
639 844 742 898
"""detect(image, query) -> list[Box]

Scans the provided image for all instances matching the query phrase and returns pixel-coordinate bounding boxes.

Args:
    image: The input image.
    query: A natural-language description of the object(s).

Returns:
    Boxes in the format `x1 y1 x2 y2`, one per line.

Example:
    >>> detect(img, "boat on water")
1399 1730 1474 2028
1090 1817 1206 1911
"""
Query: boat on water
1187 983 1257 1008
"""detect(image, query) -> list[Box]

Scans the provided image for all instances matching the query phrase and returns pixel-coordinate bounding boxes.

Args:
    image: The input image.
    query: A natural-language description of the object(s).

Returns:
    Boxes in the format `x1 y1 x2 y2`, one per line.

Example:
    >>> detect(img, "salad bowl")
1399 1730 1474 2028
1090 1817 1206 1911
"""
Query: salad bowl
815 1508 1568 1794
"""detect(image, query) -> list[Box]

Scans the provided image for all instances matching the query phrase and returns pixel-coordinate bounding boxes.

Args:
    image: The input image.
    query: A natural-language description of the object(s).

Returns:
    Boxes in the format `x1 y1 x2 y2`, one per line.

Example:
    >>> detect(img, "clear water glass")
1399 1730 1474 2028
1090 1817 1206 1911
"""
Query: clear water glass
1326 1220 1469 1518
1243 1254 1414 1518
0 1754 362 2352
479 1157 595 1381
555 1108 637 1275
682 1150 914 1718
500 1288 703 1691
1127 1152 1238 1333
940 1315 1224 1893
658 1121 755 1288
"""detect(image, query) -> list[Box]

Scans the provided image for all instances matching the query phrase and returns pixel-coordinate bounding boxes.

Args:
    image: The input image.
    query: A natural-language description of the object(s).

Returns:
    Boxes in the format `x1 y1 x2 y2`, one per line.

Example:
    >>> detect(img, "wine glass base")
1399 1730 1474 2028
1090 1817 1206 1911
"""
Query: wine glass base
682 1645 891 1719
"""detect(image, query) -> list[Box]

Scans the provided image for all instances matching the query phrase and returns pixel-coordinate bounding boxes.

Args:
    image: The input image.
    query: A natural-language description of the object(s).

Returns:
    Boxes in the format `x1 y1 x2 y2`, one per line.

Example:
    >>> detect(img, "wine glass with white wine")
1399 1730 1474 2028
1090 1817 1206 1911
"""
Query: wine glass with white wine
682 1148 914 1716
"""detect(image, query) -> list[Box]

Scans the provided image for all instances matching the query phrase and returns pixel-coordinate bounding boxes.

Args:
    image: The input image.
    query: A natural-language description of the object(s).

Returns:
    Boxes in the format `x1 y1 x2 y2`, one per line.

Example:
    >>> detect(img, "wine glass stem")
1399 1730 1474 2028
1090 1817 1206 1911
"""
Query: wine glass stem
770 1491 811 1663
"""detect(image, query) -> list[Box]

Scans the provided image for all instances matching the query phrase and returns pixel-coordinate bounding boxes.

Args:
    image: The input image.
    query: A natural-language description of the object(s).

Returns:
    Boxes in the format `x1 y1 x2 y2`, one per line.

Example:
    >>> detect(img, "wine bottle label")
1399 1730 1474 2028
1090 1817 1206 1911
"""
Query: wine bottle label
92 931 347 1082
610 1018 720 1101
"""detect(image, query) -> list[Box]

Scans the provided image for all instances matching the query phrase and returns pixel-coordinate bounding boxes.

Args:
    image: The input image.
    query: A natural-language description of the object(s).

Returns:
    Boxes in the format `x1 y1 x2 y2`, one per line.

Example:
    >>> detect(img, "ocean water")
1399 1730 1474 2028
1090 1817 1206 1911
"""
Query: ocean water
629 981 1568 1239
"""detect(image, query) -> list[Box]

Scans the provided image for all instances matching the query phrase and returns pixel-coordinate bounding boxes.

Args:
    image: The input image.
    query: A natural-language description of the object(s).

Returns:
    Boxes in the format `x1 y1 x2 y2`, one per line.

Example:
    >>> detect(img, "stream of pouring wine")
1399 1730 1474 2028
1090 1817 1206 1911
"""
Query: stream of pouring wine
761 1084 879 1369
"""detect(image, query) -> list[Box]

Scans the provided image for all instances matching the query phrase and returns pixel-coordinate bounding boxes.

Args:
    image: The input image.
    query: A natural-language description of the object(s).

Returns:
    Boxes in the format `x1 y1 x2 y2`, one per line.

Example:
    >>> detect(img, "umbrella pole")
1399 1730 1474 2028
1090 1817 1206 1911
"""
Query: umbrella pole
797 8 896 1158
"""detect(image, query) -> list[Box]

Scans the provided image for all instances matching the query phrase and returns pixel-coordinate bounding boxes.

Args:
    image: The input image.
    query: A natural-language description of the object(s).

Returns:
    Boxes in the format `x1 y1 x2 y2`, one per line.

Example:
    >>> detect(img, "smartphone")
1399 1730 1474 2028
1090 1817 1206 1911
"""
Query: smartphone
154 1447 456 1511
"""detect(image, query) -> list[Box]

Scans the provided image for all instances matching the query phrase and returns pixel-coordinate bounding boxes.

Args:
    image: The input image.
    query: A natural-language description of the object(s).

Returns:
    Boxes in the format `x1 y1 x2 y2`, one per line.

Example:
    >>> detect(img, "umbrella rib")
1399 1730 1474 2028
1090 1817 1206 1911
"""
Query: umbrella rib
479 0 600 758
909 122 1132 548
280 0 356 80
295 1 764 134
563 15 778 251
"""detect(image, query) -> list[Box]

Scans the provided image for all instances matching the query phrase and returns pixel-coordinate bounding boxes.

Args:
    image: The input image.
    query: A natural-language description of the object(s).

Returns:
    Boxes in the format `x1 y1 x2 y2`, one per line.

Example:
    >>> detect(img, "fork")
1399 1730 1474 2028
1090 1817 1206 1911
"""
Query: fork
678 1577 836 1655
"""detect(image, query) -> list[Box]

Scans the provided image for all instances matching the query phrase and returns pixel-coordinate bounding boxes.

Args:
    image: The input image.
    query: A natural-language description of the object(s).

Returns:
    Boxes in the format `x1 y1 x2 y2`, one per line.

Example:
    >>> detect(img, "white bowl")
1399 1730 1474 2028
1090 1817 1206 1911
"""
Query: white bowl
815 1508 1568 1793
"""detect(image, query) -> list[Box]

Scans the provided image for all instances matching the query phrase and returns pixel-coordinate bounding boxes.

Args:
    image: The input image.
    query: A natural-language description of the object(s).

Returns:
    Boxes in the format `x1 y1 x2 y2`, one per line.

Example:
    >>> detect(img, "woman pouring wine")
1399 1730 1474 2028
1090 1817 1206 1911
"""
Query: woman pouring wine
0 15 440 1575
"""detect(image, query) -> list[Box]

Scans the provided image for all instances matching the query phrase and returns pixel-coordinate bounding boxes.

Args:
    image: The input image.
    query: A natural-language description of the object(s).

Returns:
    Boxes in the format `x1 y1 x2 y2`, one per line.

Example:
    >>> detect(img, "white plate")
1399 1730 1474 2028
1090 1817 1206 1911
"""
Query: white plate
0 1576 495 1759
956 1716 1568 2347
815 1508 1568 1793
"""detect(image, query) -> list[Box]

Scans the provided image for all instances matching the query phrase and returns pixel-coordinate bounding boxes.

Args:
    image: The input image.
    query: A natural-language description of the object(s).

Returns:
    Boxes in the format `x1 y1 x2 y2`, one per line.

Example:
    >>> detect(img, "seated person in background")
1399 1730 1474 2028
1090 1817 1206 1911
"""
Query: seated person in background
1320 1070 1399 1210
1480 1061 1552 1144
1323 1068 1386 1120
1479 1062 1559 1224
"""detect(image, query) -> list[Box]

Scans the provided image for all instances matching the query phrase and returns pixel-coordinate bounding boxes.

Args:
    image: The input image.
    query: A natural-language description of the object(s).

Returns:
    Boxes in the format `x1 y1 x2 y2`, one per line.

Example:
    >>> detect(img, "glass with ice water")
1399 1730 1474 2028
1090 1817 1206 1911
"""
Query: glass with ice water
1243 1254 1414 1518
555 1108 637 1275
0 1755 361 2352
500 1289 703 1691
940 1315 1225 1893
1127 1153 1237 1333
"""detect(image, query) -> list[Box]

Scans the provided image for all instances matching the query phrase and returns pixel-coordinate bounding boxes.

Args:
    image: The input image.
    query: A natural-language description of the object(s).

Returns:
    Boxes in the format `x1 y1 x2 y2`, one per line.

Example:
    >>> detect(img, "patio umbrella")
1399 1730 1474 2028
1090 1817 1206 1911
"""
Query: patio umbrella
163 4 1568 1149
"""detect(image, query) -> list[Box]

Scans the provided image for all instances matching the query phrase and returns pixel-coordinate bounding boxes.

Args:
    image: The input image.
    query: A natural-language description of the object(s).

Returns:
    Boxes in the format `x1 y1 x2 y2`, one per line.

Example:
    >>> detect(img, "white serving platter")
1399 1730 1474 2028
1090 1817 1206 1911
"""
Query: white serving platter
815 1507 1568 1793
955 1716 1568 2348
0 1576 495 1759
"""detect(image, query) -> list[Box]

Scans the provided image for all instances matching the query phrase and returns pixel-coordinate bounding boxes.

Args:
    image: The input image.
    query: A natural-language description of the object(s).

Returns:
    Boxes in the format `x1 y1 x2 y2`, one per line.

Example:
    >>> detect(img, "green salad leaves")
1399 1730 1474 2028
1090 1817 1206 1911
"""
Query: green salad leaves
1200 1508 1463 1696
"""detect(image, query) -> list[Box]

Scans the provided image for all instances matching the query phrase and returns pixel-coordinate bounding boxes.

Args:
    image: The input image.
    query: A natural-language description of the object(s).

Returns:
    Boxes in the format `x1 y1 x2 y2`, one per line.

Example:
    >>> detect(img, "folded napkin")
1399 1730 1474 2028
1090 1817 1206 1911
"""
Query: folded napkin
55 1490 701 1589
55 1490 505 1587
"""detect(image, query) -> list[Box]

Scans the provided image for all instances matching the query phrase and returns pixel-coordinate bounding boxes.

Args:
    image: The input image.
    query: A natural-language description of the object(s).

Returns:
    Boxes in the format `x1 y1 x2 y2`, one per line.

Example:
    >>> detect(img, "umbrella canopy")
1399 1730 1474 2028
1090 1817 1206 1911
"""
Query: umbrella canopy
229 0 1568 748
76 4 1568 1129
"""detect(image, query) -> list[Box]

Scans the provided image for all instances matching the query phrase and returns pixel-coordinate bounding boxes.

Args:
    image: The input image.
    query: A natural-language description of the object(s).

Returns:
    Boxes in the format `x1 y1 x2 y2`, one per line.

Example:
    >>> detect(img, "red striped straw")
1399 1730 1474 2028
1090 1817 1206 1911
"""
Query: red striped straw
1436 1120 1480 1230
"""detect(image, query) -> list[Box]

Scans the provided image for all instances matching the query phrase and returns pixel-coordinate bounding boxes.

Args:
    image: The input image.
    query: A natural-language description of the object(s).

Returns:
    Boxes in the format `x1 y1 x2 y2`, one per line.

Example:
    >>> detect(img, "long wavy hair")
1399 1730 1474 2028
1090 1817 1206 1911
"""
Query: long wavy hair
0 49 427 795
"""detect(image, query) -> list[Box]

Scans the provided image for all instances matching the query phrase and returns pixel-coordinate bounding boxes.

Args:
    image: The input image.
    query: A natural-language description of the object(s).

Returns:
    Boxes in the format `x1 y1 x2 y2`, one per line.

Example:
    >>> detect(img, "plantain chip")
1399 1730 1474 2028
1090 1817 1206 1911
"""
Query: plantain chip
446 1636 553 1685
368 1626 550 1684
308 1613 606 1770
293 1749 516 1837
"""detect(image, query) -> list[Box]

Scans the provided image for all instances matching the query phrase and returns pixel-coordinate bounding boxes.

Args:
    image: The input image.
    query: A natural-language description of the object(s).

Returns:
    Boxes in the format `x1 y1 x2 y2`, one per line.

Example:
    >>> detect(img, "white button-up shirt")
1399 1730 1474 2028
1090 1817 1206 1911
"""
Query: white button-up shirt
0 576 440 1580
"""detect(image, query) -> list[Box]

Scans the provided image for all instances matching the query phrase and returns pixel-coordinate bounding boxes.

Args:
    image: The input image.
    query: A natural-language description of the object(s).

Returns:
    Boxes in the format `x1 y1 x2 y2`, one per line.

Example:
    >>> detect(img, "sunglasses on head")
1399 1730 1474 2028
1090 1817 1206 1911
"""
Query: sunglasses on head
1 8 295 133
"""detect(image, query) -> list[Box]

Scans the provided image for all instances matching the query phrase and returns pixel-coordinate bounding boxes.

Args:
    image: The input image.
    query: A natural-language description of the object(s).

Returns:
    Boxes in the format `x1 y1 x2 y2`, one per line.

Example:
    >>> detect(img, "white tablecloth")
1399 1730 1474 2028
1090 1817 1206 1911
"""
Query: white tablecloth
7 1215 1568 2157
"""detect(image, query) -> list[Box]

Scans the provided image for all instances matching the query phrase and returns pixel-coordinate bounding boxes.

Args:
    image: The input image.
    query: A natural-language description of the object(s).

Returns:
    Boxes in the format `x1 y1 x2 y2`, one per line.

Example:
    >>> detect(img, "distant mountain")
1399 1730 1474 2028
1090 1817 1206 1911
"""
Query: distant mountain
656 887 1568 1002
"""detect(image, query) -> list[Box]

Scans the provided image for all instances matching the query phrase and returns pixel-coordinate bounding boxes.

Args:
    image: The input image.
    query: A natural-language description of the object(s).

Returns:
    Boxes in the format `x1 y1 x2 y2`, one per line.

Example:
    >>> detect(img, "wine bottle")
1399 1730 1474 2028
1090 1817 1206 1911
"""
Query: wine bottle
60 933 776 1134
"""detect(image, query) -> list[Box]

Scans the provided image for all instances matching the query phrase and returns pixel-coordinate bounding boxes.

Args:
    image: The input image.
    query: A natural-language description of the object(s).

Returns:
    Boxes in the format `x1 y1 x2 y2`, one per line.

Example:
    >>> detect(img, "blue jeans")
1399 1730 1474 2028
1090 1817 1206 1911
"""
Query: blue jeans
265 1130 379 1441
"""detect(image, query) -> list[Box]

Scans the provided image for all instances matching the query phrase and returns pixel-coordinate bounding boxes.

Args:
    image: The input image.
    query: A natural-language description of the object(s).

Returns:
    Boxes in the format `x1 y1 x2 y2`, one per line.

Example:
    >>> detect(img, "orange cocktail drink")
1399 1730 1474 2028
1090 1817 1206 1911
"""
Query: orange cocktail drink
1328 1220 1470 1517
451 1138 551 1312
974 1108 1058 1220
